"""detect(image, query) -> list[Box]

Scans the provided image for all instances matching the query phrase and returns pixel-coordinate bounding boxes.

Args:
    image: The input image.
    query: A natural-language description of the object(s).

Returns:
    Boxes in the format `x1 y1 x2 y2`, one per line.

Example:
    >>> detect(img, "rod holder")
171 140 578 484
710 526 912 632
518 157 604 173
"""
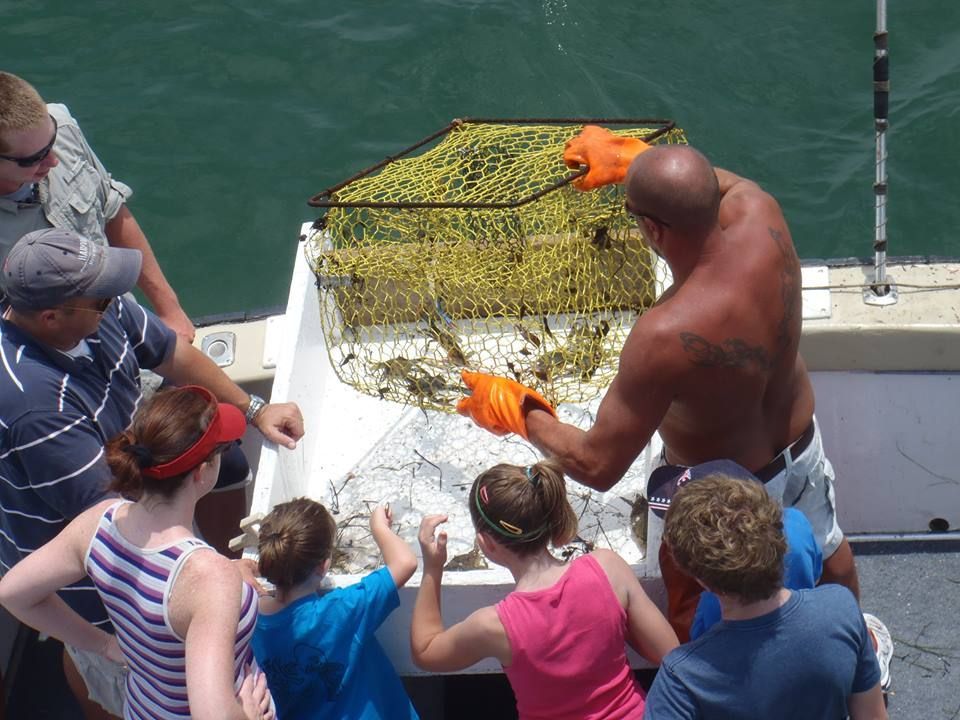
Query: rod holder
863 279 898 306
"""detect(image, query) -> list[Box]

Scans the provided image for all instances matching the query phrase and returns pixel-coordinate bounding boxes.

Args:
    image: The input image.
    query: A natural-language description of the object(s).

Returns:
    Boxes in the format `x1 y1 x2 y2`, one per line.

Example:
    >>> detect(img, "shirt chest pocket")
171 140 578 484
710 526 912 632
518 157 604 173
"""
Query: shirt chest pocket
46 162 109 244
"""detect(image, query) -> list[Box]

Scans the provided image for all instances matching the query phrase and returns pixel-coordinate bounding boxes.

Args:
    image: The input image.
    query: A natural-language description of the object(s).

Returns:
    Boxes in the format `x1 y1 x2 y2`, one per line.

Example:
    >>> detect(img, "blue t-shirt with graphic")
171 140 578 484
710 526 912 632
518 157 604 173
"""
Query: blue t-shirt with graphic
645 586 881 719
252 567 419 720
690 508 823 639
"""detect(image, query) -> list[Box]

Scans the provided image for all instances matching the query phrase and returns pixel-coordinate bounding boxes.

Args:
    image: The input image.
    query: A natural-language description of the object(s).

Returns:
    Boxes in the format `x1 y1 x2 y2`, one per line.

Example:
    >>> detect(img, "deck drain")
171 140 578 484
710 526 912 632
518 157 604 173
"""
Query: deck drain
200 331 236 368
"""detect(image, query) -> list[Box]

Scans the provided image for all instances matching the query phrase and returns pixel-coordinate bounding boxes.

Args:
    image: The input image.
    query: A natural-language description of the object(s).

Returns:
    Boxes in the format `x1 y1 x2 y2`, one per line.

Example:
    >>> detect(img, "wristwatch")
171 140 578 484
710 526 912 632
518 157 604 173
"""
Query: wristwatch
245 394 267 425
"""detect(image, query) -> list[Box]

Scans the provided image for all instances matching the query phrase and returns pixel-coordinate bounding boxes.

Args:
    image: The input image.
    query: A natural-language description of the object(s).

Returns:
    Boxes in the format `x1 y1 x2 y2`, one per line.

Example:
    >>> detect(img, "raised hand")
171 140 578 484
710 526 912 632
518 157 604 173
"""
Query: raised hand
563 125 651 191
370 503 393 533
418 514 449 572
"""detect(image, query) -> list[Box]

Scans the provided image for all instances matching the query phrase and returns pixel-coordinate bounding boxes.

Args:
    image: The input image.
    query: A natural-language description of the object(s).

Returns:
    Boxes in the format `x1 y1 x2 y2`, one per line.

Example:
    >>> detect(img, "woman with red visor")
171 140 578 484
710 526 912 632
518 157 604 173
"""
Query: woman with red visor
0 385 273 720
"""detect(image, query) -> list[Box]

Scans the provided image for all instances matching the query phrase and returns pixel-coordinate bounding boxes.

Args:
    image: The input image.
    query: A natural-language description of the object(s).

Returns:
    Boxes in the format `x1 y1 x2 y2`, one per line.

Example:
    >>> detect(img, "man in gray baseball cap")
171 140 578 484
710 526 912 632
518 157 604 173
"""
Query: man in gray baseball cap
1 228 142 355
3 227 141 311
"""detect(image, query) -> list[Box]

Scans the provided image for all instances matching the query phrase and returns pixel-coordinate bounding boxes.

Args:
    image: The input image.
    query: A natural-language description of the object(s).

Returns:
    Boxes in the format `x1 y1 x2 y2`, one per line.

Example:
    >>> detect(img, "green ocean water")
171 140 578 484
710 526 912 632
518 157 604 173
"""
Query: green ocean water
3 1 958 317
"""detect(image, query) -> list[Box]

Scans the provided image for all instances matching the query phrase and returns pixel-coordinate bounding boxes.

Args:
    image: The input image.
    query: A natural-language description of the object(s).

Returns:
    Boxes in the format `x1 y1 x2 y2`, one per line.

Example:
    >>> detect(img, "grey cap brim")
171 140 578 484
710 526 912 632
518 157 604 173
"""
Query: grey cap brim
83 246 142 300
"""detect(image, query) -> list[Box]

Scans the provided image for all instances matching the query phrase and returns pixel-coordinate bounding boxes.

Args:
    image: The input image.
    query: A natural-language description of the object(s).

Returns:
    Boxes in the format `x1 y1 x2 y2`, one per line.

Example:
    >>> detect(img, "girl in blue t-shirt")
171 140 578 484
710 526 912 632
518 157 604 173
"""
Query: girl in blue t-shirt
252 498 420 720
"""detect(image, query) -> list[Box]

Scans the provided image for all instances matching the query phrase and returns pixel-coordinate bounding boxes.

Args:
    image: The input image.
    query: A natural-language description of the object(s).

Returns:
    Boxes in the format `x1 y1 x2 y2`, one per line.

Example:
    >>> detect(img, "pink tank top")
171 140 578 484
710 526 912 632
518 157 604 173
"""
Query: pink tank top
495 554 645 720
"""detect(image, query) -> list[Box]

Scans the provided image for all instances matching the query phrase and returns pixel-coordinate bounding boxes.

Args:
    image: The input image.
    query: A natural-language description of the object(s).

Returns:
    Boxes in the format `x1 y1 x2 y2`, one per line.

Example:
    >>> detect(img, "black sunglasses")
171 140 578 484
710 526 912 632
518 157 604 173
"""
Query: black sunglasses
61 297 115 316
0 115 58 168
625 203 672 228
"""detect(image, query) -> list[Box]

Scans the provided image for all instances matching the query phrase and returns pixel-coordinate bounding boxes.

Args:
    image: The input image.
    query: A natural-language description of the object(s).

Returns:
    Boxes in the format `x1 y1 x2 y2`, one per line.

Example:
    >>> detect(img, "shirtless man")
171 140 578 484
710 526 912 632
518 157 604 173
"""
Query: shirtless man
457 138 858 638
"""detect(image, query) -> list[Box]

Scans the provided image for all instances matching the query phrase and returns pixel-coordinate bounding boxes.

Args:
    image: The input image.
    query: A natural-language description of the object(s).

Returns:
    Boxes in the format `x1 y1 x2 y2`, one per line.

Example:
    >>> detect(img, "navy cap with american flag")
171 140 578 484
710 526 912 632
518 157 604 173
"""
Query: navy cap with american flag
647 459 762 518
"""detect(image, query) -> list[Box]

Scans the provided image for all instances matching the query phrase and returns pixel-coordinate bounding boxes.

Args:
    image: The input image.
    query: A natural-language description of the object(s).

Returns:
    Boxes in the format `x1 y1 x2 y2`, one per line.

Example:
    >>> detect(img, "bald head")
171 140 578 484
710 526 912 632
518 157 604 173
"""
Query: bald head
625 145 720 236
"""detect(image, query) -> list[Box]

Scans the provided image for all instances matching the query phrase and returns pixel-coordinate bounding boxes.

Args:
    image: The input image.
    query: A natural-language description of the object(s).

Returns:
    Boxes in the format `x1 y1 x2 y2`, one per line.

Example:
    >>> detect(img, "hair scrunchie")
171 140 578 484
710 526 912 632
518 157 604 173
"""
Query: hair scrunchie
123 443 155 468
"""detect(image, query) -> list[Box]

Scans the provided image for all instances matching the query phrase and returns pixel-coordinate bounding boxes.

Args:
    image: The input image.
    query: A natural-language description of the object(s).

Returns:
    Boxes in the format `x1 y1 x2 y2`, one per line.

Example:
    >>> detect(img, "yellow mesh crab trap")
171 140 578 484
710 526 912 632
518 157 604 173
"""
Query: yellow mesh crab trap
306 118 687 412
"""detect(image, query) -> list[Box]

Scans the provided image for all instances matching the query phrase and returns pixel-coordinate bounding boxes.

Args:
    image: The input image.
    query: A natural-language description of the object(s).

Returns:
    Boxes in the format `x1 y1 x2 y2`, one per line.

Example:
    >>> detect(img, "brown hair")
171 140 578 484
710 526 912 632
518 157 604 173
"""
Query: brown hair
257 497 337 591
0 72 48 152
664 474 786 603
469 458 578 556
105 387 217 500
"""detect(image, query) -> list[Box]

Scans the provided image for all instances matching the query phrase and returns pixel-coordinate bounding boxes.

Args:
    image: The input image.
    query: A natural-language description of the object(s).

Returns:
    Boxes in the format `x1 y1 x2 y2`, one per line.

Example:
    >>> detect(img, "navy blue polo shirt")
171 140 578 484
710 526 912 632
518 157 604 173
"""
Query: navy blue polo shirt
0 296 175 625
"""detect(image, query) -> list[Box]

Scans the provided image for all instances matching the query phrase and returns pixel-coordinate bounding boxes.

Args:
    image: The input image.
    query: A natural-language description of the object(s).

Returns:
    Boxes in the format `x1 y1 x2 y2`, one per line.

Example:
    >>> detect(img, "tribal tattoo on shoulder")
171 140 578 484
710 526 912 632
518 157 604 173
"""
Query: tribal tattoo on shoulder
769 225 800 353
679 332 772 370
677 226 799 371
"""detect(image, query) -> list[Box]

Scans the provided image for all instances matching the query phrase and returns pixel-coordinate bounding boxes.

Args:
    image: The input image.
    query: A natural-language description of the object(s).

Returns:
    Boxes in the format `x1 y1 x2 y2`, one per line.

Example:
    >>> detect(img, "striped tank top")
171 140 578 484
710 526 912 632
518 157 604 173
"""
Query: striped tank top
85 501 258 719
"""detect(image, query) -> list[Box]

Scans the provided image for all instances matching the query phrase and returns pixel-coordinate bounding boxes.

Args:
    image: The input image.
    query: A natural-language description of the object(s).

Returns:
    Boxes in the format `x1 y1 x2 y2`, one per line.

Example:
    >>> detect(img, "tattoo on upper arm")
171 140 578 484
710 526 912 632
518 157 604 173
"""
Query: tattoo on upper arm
768 226 800 355
679 332 772 370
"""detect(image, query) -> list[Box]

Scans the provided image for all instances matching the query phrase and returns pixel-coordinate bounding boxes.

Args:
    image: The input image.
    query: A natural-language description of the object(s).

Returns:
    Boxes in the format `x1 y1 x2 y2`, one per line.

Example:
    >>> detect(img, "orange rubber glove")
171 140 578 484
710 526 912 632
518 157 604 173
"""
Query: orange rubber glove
456 371 556 440
563 125 652 191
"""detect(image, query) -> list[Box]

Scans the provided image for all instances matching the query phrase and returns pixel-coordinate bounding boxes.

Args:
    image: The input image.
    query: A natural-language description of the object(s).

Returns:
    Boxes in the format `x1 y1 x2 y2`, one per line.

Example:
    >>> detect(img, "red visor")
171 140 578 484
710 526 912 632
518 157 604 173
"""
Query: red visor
142 386 246 480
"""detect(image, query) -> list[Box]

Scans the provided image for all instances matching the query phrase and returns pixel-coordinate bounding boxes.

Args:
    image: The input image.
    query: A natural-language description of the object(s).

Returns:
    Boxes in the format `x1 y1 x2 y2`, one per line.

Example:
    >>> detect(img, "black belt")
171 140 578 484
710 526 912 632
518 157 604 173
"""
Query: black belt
754 421 816 483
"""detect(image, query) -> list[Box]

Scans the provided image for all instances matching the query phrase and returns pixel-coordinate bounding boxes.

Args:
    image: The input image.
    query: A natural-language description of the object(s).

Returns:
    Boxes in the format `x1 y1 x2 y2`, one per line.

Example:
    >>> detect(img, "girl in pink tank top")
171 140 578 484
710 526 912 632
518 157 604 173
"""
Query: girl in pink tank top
411 459 678 720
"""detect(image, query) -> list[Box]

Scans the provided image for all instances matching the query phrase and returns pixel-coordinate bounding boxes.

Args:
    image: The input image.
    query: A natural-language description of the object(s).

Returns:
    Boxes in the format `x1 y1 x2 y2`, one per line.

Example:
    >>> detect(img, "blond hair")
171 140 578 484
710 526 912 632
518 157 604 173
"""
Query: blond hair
664 474 786 602
0 72 48 152
469 458 578 556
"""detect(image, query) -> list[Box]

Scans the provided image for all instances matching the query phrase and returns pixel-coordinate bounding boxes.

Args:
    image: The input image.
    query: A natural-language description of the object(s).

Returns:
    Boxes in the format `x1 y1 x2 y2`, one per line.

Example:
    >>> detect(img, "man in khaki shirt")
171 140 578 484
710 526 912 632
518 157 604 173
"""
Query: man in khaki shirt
0 71 194 340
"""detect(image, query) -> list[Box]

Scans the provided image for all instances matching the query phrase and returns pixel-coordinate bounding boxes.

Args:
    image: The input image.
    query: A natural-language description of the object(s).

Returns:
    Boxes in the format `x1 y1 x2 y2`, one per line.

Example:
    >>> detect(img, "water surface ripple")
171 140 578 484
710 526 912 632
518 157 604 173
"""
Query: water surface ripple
3 2 956 315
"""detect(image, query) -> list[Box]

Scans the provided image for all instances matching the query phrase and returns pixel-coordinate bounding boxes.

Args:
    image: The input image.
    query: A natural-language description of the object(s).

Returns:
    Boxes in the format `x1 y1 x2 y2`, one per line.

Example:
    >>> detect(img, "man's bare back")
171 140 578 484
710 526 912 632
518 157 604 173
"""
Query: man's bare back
637 175 816 470
517 150 814 491
459 141 858 595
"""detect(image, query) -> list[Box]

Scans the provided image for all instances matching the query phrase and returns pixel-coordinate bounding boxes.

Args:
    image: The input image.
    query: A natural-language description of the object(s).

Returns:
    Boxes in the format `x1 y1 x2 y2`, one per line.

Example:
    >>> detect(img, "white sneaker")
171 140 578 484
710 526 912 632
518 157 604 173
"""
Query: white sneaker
864 612 893 692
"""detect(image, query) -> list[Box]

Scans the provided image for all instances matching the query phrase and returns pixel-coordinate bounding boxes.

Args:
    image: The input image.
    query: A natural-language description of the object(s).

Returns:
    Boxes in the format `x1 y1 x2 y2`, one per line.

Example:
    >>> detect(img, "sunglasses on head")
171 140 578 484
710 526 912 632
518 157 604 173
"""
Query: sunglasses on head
0 115 58 168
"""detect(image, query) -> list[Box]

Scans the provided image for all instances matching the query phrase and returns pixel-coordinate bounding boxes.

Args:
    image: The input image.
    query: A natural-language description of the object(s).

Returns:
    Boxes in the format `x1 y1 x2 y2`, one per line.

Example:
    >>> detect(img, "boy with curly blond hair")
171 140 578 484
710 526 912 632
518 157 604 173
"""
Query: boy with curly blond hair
644 466 887 720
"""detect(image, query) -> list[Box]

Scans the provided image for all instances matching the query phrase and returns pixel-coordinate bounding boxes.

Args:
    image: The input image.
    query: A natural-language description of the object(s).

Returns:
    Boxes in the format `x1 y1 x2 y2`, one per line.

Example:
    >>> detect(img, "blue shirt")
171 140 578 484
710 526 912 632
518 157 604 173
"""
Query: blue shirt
645 586 881 720
690 508 822 639
0 296 174 624
252 567 419 720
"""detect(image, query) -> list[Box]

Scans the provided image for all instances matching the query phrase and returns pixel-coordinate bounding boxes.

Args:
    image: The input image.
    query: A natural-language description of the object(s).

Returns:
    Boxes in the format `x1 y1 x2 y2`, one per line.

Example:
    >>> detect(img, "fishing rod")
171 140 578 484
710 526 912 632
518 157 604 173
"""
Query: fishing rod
865 0 897 305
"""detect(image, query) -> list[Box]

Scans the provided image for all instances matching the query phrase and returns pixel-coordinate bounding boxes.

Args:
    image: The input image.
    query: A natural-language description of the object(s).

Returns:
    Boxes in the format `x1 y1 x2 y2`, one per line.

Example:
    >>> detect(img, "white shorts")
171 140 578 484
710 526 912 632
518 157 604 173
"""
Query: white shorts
652 416 844 558
64 642 127 717
760 416 844 558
